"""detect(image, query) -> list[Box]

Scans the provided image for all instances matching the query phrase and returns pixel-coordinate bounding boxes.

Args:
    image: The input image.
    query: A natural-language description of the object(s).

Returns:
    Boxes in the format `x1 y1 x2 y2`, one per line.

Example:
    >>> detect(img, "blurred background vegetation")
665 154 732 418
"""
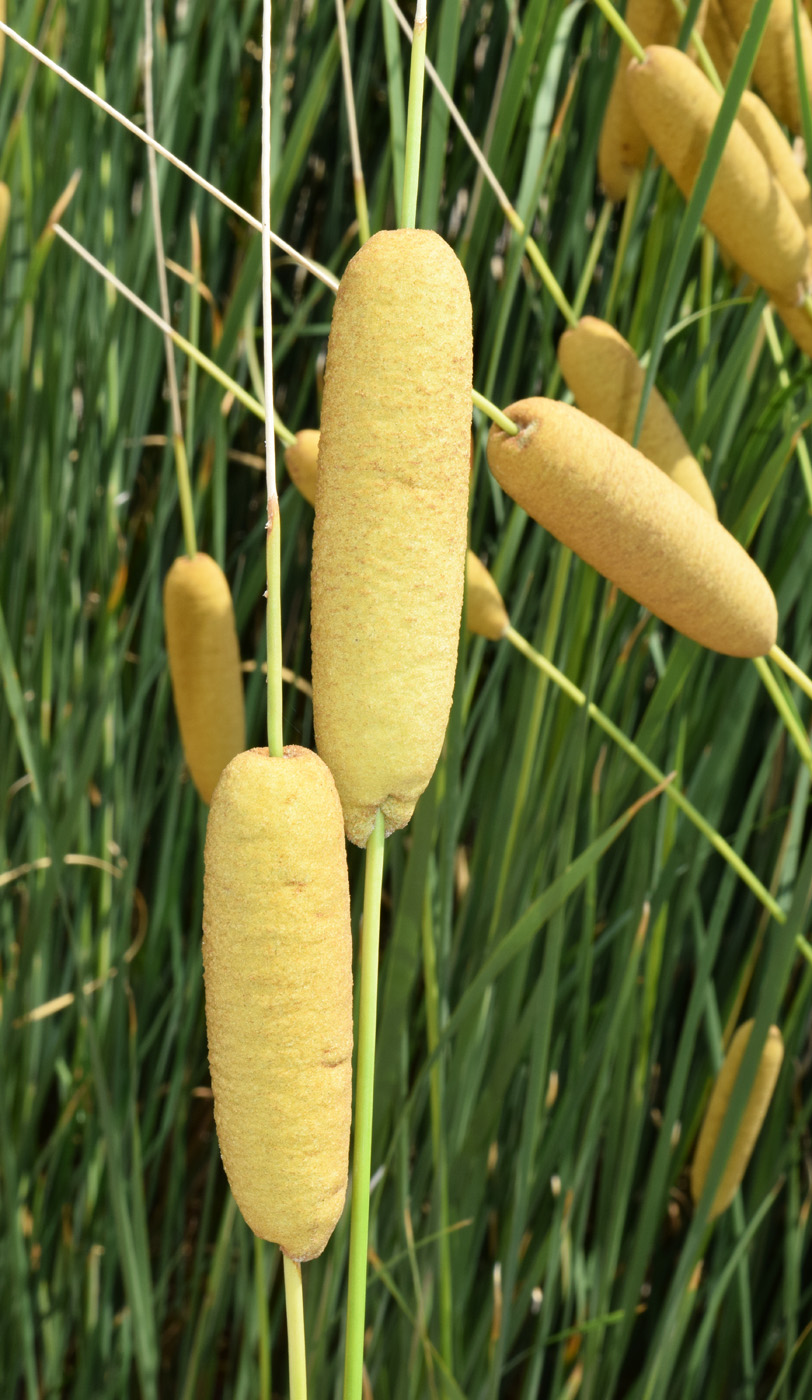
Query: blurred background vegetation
1 0 811 1396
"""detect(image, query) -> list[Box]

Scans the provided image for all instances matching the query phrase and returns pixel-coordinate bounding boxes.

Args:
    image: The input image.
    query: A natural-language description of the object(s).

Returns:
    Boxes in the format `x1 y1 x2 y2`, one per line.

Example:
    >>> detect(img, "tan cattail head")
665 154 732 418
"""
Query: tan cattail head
626 46 811 305
0 182 9 249
203 746 353 1261
285 429 320 507
735 91 812 228
486 398 777 657
466 550 510 641
719 0 812 133
704 0 740 86
598 0 709 200
690 1020 784 1219
557 317 717 517
163 552 246 804
311 228 473 847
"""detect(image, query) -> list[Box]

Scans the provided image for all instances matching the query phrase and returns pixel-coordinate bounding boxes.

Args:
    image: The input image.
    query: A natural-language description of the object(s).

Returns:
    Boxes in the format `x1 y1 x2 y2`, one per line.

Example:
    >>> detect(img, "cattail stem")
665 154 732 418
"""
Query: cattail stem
769 644 812 703
472 389 518 436
669 0 724 93
261 0 283 757
592 0 646 61
343 809 386 1400
402 0 427 229
504 626 786 922
752 656 812 773
762 305 812 508
335 0 371 244
697 231 714 421
283 1256 307 1400
174 435 197 560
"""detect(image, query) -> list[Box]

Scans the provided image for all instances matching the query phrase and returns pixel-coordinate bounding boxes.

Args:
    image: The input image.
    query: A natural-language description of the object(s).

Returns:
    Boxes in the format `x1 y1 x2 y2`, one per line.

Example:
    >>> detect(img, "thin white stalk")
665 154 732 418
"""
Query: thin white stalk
0 20 339 292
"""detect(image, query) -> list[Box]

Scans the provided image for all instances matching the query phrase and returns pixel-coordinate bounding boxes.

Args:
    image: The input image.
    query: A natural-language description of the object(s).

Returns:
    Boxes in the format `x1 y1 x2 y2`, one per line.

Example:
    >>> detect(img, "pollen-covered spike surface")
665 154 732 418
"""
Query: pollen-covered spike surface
202 745 353 1262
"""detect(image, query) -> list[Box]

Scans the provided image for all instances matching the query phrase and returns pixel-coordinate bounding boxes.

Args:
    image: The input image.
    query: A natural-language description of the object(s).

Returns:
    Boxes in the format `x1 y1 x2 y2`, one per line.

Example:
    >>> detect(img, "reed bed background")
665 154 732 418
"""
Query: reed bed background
2 0 812 1396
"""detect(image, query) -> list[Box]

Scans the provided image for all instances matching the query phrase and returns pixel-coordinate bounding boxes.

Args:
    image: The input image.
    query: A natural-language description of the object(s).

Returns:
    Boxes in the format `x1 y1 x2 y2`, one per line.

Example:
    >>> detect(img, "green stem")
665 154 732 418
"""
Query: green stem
421 881 453 1374
174 434 197 559
770 644 812 705
283 1255 307 1400
696 230 714 423
504 204 578 328
343 810 386 1400
504 626 785 923
593 0 646 61
402 1 428 229
752 656 812 774
471 388 517 436
266 499 284 759
572 198 613 322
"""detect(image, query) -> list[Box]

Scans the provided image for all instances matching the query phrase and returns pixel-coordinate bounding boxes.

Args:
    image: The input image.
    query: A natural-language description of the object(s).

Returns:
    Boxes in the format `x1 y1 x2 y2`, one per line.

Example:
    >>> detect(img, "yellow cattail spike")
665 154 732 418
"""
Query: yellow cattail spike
691 1020 784 1219
466 550 510 641
598 0 709 200
285 429 320 507
311 228 473 848
163 553 246 804
735 91 812 227
720 0 812 134
0 182 10 249
486 398 777 657
626 45 811 305
557 317 717 517
704 0 740 85
203 746 353 1261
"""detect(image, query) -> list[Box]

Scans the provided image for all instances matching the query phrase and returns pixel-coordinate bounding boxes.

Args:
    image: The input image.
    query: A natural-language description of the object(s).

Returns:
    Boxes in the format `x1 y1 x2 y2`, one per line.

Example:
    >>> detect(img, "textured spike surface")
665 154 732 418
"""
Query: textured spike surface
690 1021 784 1219
311 228 473 847
486 398 777 658
285 428 320 506
626 45 811 305
163 552 245 805
720 0 812 133
465 550 510 641
202 745 353 1261
557 317 717 517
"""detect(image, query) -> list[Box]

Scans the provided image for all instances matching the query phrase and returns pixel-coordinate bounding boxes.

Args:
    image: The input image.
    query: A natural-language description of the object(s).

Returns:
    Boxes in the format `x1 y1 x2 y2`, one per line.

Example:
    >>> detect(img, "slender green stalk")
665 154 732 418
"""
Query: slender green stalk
402 0 428 228
335 0 370 244
261 0 283 758
606 169 641 322
344 810 386 1400
143 0 194 557
752 657 812 774
184 214 203 467
770 645 812 704
254 1237 271 1400
592 0 646 61
471 388 517 436
505 204 578 328
696 230 714 422
670 0 723 92
284 1256 307 1400
421 882 453 1375
573 198 613 322
504 626 785 922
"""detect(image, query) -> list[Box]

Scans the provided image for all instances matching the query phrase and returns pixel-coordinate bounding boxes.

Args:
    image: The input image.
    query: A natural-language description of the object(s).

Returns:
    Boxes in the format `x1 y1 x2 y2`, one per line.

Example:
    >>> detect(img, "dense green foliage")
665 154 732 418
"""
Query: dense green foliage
1 1 811 1396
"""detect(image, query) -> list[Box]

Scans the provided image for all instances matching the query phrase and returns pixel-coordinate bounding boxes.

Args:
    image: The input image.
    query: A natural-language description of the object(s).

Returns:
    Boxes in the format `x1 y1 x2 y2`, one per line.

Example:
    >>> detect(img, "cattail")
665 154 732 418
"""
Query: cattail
163 552 246 804
557 317 717 517
203 746 353 1261
626 46 811 305
598 0 709 200
735 91 812 228
704 0 739 85
311 228 473 847
690 1020 784 1219
486 398 777 657
0 182 9 248
466 550 510 641
719 0 812 134
285 429 319 507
